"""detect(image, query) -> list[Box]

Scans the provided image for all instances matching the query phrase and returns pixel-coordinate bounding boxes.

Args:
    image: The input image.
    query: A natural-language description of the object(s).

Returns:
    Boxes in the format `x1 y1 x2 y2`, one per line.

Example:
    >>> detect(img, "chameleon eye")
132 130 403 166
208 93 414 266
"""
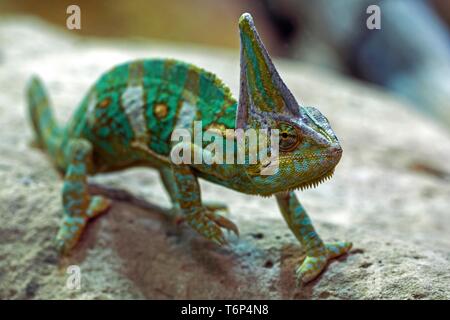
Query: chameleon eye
278 122 301 152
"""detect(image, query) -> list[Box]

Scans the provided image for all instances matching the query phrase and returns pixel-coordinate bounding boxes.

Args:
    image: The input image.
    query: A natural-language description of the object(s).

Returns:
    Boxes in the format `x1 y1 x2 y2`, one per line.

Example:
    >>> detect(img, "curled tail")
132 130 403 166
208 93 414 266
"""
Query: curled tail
27 76 65 166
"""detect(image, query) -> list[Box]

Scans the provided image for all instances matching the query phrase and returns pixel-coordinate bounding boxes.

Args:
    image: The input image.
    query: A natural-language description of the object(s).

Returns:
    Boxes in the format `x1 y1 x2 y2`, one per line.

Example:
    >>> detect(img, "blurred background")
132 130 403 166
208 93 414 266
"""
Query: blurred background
1 0 450 127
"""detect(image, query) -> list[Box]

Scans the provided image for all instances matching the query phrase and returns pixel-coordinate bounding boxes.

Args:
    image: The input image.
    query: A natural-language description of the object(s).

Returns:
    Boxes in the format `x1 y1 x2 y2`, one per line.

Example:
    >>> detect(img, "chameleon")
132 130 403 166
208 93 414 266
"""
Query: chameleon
26 13 351 284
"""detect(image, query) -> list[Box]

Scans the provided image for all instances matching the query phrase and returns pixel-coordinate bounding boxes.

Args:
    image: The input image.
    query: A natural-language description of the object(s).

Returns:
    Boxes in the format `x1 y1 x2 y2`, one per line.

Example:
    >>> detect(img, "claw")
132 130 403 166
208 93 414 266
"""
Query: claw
187 210 238 245
205 212 239 237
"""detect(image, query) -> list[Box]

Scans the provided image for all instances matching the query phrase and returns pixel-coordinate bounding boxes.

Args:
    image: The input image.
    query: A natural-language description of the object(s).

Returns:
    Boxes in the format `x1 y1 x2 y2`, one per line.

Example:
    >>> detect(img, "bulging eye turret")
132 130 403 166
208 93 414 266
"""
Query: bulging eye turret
278 122 301 152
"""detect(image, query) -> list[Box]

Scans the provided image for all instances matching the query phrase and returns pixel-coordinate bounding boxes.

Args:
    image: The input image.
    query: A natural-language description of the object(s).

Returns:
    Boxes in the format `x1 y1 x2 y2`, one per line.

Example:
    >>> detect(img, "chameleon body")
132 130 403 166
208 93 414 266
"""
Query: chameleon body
27 13 351 284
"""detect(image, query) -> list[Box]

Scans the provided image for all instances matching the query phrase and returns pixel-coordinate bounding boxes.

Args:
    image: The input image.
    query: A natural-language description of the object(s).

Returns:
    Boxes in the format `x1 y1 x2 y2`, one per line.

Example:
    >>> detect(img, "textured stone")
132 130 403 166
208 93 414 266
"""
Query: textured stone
0 17 449 299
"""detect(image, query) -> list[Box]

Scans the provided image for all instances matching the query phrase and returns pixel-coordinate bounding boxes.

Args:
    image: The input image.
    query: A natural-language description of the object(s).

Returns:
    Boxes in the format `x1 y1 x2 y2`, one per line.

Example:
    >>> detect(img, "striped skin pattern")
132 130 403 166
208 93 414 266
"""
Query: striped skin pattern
26 13 351 285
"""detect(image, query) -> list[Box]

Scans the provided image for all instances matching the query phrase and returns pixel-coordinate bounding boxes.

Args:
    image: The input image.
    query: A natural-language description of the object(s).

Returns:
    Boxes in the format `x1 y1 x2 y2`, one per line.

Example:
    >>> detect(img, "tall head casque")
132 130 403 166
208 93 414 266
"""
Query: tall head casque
236 13 343 195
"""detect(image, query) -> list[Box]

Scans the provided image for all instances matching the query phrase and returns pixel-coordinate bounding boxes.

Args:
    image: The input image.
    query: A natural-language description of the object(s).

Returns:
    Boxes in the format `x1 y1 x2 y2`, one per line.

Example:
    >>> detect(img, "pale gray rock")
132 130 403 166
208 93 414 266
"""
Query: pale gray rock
0 17 449 299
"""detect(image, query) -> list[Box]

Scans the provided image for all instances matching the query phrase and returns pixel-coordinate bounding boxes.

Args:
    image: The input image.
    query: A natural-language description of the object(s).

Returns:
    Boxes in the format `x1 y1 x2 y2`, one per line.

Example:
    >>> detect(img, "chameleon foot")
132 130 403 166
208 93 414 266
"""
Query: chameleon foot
86 195 111 218
204 203 237 235
187 210 239 245
205 211 239 236
296 241 352 285
55 196 111 255
174 202 232 225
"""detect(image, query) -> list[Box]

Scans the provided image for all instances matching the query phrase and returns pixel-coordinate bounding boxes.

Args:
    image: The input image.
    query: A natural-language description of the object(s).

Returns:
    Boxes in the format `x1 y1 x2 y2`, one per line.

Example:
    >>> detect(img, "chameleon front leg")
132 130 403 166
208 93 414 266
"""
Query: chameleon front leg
55 139 111 254
168 141 238 244
169 163 238 244
275 191 352 284
159 167 230 222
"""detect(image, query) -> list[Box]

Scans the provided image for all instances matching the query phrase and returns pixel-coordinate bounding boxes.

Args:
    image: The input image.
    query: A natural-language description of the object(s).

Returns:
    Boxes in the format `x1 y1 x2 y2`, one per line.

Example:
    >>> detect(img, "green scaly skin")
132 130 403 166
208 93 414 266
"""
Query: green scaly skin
26 13 351 284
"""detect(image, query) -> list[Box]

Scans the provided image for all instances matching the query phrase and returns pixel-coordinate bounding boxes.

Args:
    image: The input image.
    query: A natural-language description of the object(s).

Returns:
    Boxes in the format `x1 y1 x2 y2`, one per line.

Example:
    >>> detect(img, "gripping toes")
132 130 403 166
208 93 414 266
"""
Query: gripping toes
205 211 239 236
296 241 352 285
55 215 88 255
296 255 328 284
86 196 111 218
55 195 111 255
203 201 238 236
187 210 238 245
326 241 353 259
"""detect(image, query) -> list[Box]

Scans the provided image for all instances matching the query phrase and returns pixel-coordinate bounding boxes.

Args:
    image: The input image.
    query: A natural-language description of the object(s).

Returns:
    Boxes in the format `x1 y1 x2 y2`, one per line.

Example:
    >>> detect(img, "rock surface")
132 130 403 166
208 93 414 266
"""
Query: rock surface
0 17 449 299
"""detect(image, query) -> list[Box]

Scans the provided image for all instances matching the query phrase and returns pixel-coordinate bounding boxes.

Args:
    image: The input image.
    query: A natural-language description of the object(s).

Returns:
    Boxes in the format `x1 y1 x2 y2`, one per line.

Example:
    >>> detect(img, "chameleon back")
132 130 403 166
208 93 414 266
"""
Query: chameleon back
65 58 238 172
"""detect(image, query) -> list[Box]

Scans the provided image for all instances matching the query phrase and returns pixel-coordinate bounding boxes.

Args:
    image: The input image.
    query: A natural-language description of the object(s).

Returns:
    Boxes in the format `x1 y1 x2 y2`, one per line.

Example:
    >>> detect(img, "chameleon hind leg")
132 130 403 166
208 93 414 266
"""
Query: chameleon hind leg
276 191 352 284
55 139 111 254
159 167 181 217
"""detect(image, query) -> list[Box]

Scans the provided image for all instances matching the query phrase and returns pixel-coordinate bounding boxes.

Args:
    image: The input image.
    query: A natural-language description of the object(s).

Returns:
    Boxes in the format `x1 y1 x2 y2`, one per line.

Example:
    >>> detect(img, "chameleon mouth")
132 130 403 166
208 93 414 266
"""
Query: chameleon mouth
257 168 335 198
283 146 341 192
289 168 335 192
249 148 341 197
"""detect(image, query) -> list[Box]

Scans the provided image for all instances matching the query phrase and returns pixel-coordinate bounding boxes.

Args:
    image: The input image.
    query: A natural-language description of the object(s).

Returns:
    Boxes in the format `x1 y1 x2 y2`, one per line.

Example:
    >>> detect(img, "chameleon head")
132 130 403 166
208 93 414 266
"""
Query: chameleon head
236 13 342 195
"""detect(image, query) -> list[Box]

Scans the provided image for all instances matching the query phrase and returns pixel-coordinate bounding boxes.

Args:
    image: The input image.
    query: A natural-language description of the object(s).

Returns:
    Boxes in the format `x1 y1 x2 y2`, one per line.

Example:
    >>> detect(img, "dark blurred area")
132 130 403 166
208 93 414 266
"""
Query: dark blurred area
1 0 449 126
262 0 450 128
